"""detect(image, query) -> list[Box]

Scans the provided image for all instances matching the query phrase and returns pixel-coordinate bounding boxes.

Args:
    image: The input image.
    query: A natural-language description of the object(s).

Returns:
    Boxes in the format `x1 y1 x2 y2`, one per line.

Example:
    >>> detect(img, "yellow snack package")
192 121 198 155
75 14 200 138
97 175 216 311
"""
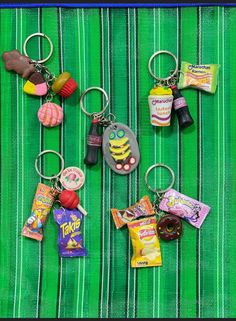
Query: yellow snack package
178 61 219 93
127 217 162 268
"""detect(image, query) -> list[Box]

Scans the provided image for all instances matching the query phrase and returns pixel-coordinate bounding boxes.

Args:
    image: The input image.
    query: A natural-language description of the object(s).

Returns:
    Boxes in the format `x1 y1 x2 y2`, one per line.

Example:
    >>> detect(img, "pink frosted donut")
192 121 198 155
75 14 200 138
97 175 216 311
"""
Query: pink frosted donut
38 102 64 127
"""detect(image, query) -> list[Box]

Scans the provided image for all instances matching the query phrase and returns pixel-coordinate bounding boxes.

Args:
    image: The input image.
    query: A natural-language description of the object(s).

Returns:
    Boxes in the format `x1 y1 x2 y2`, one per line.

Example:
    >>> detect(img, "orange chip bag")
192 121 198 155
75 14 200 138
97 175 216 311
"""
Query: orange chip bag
111 196 155 229
128 217 162 268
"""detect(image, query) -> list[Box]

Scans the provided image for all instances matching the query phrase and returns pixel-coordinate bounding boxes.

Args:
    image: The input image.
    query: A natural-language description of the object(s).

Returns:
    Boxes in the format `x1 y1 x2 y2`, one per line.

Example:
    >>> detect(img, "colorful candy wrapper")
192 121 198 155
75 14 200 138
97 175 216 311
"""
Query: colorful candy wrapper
128 217 162 268
54 208 87 257
178 61 219 94
159 189 211 228
111 195 155 229
22 183 55 241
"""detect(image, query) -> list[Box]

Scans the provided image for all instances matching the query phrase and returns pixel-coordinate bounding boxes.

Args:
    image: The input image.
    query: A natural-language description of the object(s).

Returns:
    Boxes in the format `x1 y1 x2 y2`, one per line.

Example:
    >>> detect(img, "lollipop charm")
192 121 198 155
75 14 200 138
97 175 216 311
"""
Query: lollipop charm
59 166 87 215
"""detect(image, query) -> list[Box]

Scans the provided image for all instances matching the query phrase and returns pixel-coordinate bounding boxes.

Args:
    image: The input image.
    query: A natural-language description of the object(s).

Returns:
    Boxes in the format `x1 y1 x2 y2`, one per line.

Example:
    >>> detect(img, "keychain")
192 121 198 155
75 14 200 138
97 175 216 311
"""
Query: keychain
2 33 78 127
22 150 87 242
145 164 211 236
80 87 140 175
148 50 194 129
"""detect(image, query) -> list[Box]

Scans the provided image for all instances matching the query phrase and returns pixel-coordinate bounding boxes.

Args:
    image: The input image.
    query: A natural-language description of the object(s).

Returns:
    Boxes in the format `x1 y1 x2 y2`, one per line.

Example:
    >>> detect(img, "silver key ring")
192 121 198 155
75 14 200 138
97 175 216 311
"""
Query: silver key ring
145 163 175 194
80 87 109 118
35 150 65 180
148 50 178 82
23 33 53 64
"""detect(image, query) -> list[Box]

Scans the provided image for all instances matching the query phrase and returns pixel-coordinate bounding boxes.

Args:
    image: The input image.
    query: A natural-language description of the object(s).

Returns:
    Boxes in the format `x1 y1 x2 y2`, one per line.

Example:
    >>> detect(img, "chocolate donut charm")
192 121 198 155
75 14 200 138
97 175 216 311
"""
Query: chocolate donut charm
157 214 182 241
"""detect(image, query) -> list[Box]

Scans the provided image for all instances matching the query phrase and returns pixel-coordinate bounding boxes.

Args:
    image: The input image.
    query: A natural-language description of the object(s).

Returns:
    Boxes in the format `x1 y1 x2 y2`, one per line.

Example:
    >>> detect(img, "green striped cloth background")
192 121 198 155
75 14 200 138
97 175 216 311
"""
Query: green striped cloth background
0 6 235 318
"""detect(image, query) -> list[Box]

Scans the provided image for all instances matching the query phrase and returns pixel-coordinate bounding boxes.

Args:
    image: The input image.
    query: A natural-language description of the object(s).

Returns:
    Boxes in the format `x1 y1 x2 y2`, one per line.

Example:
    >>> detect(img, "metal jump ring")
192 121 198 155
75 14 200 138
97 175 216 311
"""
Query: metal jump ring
145 163 175 194
23 33 53 64
35 150 65 180
80 87 109 118
148 50 178 82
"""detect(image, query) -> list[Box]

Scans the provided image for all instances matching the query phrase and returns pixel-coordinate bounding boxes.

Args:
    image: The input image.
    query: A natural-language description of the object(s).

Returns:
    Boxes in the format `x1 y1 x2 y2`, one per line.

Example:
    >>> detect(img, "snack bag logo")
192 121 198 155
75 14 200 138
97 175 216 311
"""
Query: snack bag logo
151 98 173 105
167 196 193 209
60 218 81 238
138 228 155 240
36 194 52 206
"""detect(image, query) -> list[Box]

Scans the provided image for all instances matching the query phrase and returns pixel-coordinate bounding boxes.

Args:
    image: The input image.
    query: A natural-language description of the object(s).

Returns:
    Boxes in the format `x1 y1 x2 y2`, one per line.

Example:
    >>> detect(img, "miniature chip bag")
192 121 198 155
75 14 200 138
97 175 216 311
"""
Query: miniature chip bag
54 208 87 257
159 189 211 228
178 61 219 93
111 195 155 229
128 217 162 268
22 183 55 241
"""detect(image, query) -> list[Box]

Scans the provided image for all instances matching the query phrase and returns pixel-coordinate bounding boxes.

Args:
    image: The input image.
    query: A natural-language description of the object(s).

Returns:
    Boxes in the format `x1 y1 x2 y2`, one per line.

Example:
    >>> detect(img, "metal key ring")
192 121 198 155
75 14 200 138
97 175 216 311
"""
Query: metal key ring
23 33 53 64
148 50 178 82
35 150 65 180
80 87 109 118
145 163 175 194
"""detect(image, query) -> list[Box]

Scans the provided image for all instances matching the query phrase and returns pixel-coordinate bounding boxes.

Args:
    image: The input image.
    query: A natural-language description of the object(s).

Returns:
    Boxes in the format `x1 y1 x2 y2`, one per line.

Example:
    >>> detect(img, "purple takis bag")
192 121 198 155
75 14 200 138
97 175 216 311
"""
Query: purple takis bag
54 208 87 257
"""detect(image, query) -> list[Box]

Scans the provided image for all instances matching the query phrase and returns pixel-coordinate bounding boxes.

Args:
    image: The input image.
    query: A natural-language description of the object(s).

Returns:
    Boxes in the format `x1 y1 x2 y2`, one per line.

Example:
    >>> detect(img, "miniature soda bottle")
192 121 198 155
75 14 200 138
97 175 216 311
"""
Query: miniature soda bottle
171 85 194 128
84 118 102 165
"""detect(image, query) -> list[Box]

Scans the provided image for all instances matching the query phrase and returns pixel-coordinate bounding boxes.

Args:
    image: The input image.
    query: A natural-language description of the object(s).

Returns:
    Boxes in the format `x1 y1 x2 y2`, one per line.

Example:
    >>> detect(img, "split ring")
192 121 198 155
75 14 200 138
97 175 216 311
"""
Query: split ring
23 33 53 64
35 150 65 180
80 87 109 118
148 50 178 82
145 163 175 194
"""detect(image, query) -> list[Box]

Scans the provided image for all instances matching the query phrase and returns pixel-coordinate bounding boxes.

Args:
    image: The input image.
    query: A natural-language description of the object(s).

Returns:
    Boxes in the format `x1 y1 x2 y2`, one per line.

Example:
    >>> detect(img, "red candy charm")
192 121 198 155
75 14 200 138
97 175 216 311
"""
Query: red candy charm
59 190 79 209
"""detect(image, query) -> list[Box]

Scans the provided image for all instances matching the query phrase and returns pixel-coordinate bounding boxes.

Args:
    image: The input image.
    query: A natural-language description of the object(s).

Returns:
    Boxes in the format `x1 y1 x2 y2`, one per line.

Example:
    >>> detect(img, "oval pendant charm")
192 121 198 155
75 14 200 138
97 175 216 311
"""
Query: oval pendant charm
102 122 140 175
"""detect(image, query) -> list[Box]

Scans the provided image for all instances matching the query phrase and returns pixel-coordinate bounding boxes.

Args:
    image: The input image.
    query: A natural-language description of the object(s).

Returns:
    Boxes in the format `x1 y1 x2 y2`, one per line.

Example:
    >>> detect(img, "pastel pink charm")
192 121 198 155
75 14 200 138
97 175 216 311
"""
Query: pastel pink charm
38 102 64 127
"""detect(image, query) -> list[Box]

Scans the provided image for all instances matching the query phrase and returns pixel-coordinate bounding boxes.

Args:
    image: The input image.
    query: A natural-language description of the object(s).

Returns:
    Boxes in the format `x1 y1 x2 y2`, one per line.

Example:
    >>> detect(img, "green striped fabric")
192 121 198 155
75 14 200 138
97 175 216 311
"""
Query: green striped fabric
0 6 235 318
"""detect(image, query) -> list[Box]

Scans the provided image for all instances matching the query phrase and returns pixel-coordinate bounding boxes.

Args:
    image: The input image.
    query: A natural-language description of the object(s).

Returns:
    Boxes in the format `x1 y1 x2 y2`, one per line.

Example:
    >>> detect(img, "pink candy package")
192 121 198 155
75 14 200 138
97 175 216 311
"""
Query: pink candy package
159 189 210 228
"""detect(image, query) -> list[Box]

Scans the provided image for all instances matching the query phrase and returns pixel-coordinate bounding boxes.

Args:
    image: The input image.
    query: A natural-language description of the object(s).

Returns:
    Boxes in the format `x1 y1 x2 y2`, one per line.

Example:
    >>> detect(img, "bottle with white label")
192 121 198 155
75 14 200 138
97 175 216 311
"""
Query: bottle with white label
171 85 194 128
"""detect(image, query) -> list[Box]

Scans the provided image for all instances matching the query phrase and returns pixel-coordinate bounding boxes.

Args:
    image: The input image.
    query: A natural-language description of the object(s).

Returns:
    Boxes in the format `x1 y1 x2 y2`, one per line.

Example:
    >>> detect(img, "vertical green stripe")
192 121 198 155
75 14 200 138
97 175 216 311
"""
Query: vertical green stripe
0 8 17 318
109 8 129 319
223 7 236 318
39 8 60 318
179 7 198 318
199 6 219 318
136 8 156 318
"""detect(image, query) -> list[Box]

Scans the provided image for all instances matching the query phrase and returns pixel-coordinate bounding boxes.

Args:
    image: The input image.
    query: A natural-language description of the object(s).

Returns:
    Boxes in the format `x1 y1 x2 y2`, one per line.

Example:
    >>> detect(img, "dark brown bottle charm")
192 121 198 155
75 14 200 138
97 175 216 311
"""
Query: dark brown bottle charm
84 118 102 166
171 85 194 129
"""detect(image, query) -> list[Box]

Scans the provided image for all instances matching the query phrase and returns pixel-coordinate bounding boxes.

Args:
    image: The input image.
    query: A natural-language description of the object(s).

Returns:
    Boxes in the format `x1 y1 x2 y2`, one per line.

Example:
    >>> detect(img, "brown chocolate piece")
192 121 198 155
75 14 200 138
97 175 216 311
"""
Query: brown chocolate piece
28 71 45 84
2 49 36 79
157 214 182 241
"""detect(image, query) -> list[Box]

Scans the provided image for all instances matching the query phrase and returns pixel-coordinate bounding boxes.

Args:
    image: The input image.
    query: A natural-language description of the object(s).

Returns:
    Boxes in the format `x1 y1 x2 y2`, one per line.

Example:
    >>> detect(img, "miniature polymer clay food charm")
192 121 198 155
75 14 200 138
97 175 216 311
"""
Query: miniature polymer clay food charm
178 61 219 94
22 150 65 241
54 208 87 257
2 33 78 127
128 217 162 268
156 214 182 241
148 50 194 129
80 87 140 174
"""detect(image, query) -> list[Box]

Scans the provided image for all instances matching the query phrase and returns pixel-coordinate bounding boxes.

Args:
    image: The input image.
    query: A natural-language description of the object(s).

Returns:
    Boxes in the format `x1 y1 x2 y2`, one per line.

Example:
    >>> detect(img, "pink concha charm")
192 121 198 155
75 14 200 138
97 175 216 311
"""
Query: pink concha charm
38 102 64 127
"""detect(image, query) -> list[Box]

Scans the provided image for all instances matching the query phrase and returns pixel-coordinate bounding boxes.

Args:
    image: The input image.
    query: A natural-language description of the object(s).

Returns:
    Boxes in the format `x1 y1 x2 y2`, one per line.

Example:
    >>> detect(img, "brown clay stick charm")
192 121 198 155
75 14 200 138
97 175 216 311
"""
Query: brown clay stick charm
2 49 36 79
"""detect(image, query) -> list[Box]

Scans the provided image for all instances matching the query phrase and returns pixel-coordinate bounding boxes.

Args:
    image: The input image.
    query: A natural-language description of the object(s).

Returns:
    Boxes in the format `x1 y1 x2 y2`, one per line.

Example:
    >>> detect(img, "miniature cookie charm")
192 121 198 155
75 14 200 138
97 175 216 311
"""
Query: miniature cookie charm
23 72 48 96
2 49 36 79
52 72 78 97
157 214 182 241
102 122 140 175
37 102 64 127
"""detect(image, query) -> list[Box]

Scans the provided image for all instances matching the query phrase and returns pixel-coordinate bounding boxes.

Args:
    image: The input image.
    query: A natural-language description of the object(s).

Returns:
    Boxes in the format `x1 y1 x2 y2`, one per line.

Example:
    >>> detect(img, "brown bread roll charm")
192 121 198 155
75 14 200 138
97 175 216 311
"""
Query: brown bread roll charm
157 214 182 241
2 49 36 79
